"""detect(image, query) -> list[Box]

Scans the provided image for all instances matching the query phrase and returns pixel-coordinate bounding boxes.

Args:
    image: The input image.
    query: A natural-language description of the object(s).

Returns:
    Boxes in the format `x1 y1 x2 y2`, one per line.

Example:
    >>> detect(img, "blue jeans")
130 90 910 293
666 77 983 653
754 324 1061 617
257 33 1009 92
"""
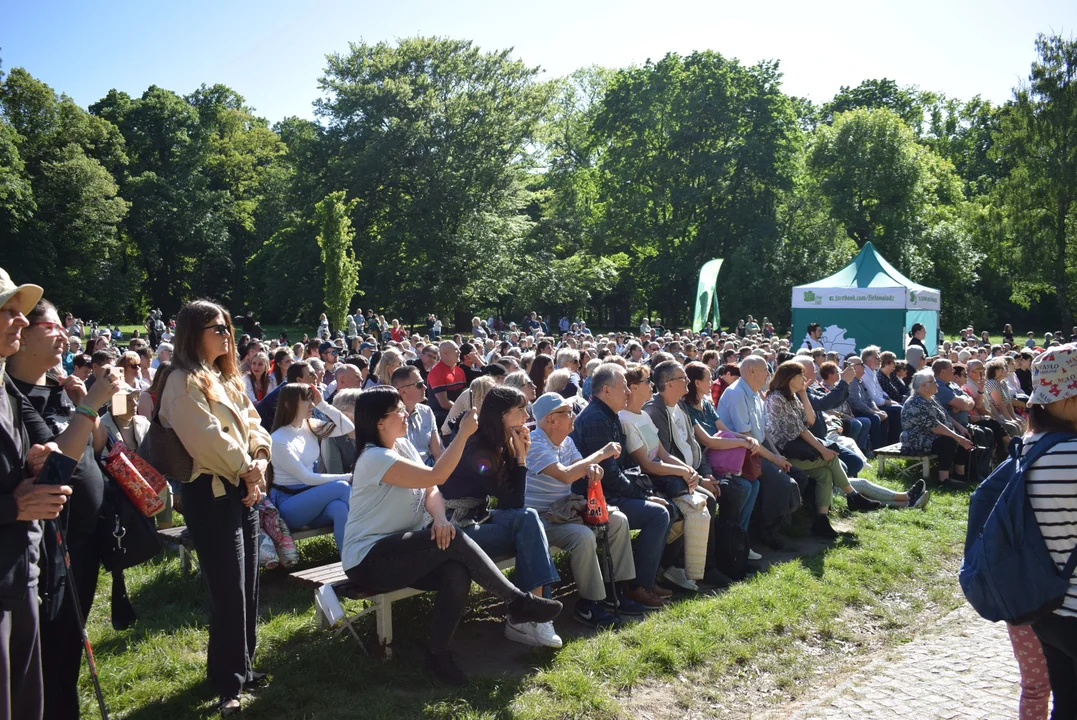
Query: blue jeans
461 507 559 592
271 481 351 550
614 497 672 589
844 417 871 453
728 475 760 532
856 413 885 451
837 445 864 478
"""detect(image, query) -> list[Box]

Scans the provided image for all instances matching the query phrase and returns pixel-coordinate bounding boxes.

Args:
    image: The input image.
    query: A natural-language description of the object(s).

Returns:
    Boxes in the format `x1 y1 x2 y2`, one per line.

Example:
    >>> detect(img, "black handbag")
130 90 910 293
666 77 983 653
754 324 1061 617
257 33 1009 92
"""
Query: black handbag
97 476 162 630
780 437 821 462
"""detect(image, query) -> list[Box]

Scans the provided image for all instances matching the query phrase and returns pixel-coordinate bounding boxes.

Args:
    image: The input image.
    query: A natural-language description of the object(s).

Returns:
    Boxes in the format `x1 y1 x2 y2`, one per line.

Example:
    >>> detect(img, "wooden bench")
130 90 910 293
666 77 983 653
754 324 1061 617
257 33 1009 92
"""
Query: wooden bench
291 548 562 654
158 525 333 573
874 443 936 480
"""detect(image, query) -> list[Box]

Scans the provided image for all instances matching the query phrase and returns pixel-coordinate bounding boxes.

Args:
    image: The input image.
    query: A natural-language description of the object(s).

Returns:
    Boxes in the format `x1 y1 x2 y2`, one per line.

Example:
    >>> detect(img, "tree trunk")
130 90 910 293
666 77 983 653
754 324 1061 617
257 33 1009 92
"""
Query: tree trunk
1057 197 1073 329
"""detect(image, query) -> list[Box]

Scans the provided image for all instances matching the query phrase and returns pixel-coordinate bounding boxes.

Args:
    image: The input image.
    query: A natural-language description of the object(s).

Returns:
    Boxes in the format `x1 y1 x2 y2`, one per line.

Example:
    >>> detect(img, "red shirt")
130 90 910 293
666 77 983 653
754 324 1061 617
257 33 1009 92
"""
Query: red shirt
426 361 467 411
391 326 405 343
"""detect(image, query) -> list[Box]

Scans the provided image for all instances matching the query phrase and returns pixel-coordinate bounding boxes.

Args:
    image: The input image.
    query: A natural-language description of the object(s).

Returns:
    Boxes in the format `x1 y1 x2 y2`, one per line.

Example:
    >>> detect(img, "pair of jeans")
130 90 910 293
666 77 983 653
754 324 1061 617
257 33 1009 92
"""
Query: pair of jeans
856 413 886 451
613 497 671 589
181 475 259 699
727 475 759 532
461 508 559 592
344 530 529 653
271 481 351 550
836 445 864 478
1031 612 1077 719
843 416 871 454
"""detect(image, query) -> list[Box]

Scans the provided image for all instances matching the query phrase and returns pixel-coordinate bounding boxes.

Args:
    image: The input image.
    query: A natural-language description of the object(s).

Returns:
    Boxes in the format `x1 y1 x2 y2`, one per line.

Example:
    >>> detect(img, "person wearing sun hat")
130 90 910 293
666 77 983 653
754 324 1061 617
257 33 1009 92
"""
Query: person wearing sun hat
1018 343 1077 715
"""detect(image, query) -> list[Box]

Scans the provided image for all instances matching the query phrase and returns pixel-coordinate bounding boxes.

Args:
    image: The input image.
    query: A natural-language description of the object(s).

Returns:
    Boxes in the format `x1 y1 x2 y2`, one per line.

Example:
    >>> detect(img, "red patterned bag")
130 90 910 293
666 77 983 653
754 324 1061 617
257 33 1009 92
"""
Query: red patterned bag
104 452 166 518
108 442 166 494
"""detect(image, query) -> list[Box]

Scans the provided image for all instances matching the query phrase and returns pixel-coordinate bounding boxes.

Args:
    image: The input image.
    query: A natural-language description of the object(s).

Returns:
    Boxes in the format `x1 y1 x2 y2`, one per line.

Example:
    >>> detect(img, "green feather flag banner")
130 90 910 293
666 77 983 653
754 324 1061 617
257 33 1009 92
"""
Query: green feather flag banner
692 258 724 333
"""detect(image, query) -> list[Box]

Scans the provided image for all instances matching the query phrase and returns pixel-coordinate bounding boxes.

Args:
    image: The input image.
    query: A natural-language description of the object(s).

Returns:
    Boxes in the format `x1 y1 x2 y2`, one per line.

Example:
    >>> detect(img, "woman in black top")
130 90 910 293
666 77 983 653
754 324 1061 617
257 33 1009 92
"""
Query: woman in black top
907 323 927 351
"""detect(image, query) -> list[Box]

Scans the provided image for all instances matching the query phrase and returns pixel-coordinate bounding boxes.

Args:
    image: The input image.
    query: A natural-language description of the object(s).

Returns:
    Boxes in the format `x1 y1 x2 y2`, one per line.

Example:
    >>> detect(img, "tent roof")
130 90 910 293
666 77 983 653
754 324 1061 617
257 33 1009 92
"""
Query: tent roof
794 242 938 294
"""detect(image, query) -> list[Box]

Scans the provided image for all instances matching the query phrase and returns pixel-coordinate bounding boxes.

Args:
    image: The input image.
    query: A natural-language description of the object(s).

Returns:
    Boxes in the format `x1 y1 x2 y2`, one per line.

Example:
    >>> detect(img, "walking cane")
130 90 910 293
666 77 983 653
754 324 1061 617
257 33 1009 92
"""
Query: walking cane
595 523 620 622
53 520 111 720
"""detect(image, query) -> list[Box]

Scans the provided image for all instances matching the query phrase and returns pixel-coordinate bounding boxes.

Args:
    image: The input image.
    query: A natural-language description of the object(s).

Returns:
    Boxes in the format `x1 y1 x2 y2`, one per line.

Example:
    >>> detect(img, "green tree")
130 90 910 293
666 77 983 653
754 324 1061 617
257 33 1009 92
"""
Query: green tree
992 33 1077 327
314 190 361 330
316 37 552 319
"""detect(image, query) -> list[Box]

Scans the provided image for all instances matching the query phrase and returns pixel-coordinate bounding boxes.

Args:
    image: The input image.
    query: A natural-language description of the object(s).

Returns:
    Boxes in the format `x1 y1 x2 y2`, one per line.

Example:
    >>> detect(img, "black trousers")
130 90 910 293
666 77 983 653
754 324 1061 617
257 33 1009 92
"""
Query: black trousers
931 435 969 473
0 588 43 720
40 529 99 720
344 530 524 653
1032 613 1077 720
181 476 259 699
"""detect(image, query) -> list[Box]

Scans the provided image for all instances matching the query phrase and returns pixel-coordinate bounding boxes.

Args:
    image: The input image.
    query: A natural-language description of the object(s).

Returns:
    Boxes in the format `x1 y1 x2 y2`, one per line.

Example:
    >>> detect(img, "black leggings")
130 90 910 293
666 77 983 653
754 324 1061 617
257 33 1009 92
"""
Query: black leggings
345 530 526 653
1032 613 1077 720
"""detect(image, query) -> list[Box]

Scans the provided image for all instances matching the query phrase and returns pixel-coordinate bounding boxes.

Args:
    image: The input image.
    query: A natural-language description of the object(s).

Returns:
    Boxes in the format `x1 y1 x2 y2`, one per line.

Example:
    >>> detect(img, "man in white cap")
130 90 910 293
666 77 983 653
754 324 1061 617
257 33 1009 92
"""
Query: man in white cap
525 392 645 629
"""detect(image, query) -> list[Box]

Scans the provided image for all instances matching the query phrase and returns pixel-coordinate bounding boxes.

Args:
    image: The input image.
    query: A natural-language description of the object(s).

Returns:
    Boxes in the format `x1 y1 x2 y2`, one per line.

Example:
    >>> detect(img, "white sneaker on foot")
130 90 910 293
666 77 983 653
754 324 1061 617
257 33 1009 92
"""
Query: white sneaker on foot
505 619 563 648
662 566 699 592
747 548 762 561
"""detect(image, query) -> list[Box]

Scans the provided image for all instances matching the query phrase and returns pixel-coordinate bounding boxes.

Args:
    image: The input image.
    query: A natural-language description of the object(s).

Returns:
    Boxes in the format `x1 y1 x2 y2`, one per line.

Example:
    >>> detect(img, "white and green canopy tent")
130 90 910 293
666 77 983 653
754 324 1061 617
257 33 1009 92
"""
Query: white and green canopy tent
791 242 940 357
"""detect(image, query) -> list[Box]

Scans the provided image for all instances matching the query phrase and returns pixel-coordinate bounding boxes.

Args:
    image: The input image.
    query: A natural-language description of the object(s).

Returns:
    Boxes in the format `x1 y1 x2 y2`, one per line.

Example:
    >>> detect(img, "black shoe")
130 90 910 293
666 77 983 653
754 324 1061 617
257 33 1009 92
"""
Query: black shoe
507 594 562 625
942 476 971 490
759 526 785 550
425 650 469 687
701 567 734 587
906 480 926 507
246 671 268 689
811 514 840 539
845 492 882 512
217 696 242 717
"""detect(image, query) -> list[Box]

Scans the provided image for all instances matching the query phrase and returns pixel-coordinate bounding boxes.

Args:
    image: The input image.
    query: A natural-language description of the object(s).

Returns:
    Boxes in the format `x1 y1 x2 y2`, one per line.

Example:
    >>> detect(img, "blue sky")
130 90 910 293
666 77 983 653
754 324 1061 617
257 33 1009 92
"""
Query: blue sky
3 0 1075 123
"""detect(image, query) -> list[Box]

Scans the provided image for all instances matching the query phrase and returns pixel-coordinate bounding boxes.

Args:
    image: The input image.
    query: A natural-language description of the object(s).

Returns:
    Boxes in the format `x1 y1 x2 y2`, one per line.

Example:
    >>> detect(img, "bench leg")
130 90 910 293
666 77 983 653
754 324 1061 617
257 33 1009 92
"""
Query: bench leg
878 457 886 476
376 597 393 658
179 545 193 574
921 457 930 480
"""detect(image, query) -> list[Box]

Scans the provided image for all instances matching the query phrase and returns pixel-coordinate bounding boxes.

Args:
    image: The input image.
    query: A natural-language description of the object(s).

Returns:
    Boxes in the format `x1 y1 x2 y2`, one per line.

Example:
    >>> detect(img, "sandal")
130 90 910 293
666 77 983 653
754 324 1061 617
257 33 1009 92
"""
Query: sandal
216 696 242 716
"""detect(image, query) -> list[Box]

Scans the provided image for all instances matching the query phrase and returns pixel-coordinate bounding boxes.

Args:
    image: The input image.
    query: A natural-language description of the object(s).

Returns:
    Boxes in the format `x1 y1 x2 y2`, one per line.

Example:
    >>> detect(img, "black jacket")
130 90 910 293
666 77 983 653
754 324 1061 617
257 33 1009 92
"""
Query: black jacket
0 377 52 605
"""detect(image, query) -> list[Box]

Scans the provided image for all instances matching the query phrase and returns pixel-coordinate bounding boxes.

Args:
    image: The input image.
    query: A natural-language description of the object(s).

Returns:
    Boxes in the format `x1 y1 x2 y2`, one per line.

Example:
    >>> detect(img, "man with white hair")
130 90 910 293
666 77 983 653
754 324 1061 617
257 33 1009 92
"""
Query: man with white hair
526 392 643 628
717 356 802 548
861 346 902 444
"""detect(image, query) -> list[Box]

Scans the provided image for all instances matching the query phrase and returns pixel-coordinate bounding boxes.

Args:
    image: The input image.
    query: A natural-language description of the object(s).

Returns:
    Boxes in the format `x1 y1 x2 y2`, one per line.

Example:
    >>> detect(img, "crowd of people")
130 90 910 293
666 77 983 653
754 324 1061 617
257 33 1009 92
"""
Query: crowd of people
2 265 1075 717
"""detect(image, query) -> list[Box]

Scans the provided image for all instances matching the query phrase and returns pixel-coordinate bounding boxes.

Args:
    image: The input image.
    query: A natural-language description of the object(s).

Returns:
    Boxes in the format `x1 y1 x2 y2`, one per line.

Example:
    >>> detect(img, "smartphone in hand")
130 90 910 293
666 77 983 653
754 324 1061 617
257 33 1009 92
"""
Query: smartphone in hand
35 451 77 486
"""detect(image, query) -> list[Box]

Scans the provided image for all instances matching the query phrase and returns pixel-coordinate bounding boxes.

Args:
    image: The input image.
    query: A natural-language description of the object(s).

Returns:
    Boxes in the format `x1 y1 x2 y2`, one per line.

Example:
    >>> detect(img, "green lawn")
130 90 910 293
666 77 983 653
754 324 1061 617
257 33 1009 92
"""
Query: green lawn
79 461 971 719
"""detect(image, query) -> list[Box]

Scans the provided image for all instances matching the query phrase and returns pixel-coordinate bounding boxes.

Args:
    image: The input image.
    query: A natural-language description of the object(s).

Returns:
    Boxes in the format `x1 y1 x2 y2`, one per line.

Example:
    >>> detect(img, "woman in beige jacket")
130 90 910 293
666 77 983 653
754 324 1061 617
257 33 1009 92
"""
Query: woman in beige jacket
159 300 271 716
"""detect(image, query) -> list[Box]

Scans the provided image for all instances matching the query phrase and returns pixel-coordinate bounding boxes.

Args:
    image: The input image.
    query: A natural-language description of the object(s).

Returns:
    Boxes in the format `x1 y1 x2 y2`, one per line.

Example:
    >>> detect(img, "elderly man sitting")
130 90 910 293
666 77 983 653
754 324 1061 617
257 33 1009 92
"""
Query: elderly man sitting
526 392 644 628
716 356 802 549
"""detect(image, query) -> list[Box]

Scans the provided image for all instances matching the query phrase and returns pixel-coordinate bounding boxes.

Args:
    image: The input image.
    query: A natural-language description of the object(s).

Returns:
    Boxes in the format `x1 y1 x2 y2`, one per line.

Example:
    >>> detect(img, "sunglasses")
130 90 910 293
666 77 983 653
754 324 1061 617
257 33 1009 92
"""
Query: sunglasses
402 380 427 390
204 324 231 336
30 321 66 335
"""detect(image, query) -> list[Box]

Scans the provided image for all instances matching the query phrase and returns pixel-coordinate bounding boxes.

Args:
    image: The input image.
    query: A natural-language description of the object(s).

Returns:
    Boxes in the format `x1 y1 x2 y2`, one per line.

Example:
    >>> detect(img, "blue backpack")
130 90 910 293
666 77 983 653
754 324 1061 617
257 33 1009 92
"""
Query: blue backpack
960 432 1077 624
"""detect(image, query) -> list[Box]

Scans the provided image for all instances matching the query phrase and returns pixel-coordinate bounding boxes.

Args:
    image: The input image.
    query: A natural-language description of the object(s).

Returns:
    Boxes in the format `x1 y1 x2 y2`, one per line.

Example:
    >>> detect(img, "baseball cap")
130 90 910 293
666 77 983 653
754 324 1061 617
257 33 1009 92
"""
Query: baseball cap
459 342 474 355
0 267 43 315
319 341 338 354
359 342 375 352
1029 344 1077 406
533 392 572 423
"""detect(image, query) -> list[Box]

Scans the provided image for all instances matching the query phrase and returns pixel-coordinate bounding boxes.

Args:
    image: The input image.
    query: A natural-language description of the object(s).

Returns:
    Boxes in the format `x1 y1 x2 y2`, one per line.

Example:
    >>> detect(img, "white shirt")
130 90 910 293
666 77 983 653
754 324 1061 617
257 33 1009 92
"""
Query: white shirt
670 403 697 467
270 401 355 487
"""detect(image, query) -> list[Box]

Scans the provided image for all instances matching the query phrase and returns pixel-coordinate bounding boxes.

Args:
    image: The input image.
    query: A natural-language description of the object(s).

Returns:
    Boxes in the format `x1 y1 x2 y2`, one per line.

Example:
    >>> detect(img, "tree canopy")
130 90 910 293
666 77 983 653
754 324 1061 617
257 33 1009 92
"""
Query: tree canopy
0 33 1074 332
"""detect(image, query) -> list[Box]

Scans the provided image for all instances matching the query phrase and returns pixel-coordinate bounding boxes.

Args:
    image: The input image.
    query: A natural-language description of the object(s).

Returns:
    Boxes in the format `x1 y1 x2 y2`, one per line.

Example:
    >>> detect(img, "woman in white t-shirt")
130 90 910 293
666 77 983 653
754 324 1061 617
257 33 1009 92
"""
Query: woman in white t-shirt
341 386 562 686
268 383 354 549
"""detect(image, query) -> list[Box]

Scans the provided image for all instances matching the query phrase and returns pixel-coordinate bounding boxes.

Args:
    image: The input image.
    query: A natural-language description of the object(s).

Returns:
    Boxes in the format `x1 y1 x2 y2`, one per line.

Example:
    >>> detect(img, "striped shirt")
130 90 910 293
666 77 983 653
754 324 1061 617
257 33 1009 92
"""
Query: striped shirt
525 428 581 513
1024 432 1077 617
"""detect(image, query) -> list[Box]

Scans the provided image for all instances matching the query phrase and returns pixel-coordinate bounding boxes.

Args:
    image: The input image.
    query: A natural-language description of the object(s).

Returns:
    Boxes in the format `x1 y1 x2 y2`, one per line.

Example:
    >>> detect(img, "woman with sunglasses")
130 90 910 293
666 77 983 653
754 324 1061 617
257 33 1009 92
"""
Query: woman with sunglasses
157 300 272 716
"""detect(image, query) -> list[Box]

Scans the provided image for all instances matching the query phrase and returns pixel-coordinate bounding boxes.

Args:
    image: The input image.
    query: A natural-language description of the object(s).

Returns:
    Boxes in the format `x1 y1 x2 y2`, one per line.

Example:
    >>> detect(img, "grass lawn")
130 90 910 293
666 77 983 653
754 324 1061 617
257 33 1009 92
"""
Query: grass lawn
78 460 972 719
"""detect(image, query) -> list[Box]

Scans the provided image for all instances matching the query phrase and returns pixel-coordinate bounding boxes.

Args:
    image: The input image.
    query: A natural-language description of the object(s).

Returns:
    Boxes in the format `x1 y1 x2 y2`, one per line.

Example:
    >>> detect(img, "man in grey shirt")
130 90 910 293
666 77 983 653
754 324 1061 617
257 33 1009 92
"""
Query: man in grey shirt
392 366 443 465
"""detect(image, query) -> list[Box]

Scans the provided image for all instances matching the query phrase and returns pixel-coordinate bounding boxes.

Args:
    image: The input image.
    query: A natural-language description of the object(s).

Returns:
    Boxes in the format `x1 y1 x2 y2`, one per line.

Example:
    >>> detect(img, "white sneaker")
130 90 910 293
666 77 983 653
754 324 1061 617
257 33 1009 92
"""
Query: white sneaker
747 548 762 561
662 566 699 592
505 620 563 648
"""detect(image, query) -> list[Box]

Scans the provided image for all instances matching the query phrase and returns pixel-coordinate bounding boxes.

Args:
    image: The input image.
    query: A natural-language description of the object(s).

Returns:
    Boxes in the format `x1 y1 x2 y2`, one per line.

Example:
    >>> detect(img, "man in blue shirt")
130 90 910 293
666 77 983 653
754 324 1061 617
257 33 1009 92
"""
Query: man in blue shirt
570 363 671 609
716 356 802 548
